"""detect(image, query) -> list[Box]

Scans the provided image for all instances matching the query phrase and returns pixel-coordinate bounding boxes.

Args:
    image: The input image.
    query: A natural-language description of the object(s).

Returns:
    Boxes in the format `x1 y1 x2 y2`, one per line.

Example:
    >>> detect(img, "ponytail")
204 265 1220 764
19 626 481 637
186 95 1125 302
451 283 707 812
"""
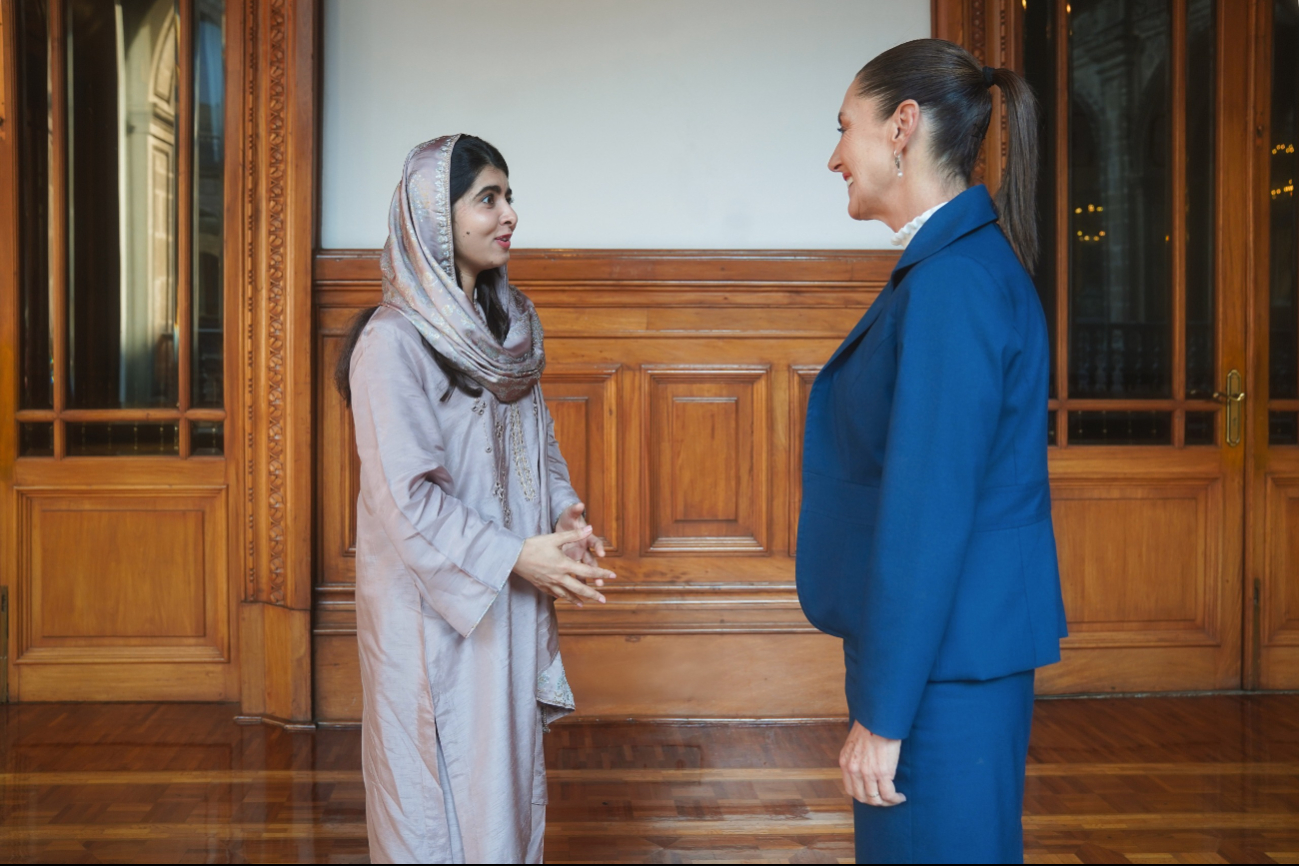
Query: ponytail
989 67 1040 272
855 39 1040 271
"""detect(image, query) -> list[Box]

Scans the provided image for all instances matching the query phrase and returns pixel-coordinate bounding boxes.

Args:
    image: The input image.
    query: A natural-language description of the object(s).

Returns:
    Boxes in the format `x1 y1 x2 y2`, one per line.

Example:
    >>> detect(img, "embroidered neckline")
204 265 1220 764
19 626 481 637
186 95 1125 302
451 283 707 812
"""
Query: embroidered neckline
889 200 949 249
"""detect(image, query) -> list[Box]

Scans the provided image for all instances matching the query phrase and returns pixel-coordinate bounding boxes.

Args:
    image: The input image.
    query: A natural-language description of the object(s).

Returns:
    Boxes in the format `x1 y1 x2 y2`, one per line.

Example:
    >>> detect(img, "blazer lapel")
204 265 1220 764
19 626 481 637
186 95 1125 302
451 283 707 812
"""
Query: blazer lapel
819 185 1001 376
823 280 895 372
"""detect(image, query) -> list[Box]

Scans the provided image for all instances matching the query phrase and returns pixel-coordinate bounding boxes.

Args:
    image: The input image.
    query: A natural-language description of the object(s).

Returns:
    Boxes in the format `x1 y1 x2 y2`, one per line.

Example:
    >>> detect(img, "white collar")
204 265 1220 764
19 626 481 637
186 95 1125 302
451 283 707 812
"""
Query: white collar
889 201 949 249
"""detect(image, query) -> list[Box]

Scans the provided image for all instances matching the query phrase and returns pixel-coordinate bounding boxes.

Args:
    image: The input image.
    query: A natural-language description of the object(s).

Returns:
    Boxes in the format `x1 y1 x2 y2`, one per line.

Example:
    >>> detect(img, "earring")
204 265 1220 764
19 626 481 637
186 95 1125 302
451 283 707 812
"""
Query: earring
894 152 903 178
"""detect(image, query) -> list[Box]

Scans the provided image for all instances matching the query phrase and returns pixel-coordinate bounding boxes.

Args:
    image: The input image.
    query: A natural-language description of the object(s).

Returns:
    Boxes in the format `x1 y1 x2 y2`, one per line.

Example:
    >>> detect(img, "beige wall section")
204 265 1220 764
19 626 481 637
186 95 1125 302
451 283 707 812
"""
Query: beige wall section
318 0 929 250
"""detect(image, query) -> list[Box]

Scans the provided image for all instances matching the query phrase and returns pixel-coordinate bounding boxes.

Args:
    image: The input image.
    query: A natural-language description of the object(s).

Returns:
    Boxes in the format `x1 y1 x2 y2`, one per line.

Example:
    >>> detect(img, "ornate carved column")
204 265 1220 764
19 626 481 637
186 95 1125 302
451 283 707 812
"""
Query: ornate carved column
234 0 317 727
931 0 1021 192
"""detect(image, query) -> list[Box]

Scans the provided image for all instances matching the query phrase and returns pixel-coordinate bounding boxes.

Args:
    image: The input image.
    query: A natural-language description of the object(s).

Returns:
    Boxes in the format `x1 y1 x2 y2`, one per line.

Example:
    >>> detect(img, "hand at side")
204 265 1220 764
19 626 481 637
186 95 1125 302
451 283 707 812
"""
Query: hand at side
840 721 906 807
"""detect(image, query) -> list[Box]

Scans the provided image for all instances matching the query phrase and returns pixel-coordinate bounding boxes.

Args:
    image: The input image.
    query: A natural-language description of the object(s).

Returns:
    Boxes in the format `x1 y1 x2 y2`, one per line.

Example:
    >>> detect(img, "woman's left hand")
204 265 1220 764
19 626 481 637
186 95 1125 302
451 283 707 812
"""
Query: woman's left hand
840 721 906 807
555 501 606 566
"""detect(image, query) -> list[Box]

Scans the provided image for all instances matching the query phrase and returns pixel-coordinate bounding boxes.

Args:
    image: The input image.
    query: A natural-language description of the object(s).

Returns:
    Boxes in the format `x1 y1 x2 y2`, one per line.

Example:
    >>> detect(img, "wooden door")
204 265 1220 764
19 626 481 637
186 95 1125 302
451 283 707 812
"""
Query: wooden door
1250 0 1299 690
1012 0 1253 693
0 0 241 700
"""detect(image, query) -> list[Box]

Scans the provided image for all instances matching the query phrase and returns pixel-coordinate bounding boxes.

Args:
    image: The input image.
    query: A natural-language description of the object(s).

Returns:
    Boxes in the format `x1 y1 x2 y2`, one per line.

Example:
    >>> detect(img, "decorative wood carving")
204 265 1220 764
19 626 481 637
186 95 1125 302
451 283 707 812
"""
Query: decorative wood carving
235 0 316 723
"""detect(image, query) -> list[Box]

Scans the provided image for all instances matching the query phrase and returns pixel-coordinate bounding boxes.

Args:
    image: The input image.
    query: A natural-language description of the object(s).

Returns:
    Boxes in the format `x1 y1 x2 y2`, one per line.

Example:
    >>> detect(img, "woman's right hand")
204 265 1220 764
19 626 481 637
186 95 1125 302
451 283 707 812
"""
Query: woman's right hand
513 525 616 607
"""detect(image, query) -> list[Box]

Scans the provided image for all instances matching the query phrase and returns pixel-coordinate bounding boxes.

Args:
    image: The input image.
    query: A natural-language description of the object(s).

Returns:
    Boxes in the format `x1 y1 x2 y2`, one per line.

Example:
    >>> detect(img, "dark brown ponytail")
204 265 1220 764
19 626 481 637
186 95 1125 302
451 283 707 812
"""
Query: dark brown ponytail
855 39 1040 271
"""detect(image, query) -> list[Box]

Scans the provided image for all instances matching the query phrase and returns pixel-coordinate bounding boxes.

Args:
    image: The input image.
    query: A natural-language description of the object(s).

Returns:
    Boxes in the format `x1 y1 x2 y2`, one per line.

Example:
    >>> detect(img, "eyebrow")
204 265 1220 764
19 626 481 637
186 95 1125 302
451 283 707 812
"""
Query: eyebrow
475 184 508 198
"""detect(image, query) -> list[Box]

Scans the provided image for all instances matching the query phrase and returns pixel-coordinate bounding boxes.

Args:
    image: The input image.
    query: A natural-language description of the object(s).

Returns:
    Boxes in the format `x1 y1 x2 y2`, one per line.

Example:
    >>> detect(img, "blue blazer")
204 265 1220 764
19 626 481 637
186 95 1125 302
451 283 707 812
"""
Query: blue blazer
795 185 1067 741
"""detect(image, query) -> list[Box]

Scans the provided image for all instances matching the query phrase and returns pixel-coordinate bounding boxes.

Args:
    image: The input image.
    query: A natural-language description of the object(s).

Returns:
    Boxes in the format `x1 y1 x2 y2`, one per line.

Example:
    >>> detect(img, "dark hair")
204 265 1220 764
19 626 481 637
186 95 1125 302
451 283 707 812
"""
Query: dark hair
335 135 512 406
855 39 1039 271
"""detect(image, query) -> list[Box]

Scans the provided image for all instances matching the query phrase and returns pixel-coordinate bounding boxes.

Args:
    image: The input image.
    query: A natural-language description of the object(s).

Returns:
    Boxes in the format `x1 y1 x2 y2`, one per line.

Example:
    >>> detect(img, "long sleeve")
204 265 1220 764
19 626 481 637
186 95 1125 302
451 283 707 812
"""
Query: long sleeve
852 255 1012 740
350 331 525 638
541 397 582 527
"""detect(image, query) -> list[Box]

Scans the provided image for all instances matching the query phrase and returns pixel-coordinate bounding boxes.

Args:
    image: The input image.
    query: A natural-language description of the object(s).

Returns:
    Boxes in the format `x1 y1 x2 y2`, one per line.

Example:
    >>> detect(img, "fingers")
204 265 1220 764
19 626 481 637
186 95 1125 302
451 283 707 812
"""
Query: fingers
558 574 605 605
552 525 594 546
569 560 617 585
591 535 607 558
877 775 906 806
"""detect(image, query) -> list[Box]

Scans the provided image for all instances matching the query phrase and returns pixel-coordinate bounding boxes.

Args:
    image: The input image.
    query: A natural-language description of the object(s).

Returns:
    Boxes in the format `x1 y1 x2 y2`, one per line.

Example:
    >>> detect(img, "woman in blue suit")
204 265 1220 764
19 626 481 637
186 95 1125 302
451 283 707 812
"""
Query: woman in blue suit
795 39 1067 864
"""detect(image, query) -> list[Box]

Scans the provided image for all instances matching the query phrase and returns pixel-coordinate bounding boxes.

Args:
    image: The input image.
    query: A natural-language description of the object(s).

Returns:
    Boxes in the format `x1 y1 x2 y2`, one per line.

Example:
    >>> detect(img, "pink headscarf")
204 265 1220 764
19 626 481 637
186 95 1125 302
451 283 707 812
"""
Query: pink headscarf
380 135 546 403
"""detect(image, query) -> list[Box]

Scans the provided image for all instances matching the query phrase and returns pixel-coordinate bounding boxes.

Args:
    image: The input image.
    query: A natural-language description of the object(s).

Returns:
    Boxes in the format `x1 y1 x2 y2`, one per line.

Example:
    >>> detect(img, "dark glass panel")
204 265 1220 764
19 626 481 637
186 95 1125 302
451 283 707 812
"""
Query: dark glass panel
16 0 52 409
1068 0 1172 399
18 423 55 457
1184 410 1216 446
1270 411 1299 446
1185 0 1216 399
1024 0 1058 398
191 420 224 456
1271 0 1299 400
1048 410 1058 446
66 422 179 456
1068 411 1172 445
192 0 225 408
66 0 179 409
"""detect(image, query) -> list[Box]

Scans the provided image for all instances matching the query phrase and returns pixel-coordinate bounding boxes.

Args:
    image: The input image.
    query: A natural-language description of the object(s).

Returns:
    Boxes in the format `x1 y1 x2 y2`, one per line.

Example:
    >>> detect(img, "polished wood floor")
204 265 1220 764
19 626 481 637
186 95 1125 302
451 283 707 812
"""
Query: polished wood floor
1 695 1297 863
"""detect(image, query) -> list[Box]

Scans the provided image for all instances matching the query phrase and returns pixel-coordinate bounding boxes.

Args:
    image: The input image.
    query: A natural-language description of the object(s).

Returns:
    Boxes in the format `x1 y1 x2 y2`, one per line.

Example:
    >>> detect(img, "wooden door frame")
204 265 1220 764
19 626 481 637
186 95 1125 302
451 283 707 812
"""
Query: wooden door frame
1246 0 1299 690
231 0 319 726
0 0 17 703
0 0 318 719
938 0 1258 692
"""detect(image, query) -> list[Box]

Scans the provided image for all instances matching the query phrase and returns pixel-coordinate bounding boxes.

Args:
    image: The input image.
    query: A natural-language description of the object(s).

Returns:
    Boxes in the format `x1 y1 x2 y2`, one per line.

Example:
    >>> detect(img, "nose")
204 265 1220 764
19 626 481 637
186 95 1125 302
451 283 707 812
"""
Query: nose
501 201 518 229
828 143 843 174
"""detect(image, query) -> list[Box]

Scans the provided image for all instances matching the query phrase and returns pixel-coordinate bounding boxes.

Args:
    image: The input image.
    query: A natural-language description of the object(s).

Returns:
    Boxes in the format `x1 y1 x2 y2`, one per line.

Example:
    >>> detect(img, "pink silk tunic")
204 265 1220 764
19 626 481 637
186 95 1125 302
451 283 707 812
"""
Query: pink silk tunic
350 307 579 863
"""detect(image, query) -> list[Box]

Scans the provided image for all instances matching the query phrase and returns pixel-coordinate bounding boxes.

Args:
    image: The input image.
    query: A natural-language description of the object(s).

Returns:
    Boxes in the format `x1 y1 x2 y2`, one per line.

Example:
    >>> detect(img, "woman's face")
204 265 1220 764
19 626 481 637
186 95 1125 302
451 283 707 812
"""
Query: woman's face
452 165 517 278
827 90 903 222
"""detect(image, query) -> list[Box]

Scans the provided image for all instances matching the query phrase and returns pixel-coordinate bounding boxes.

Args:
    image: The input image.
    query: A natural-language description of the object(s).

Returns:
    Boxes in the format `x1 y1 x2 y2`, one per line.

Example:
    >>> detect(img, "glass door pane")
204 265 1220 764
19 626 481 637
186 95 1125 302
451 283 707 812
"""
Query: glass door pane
65 0 180 409
1067 0 1173 404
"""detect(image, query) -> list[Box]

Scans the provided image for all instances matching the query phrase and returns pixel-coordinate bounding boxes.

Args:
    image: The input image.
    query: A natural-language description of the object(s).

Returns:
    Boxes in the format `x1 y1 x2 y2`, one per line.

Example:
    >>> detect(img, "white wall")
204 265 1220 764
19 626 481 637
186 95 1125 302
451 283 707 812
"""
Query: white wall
320 0 929 250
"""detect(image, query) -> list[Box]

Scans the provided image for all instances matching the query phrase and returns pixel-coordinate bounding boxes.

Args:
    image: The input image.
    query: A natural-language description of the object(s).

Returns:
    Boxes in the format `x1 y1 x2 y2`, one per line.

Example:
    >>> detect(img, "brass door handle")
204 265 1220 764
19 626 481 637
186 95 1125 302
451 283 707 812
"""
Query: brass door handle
1212 369 1244 447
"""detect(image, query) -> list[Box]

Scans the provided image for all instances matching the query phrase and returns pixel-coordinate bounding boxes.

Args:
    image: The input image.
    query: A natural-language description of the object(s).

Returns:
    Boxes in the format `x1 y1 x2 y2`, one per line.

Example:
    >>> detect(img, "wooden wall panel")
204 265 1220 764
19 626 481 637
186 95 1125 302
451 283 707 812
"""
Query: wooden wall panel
543 366 620 552
1052 483 1217 640
11 482 234 699
1039 450 1241 695
644 367 769 553
1262 461 1299 688
312 249 889 721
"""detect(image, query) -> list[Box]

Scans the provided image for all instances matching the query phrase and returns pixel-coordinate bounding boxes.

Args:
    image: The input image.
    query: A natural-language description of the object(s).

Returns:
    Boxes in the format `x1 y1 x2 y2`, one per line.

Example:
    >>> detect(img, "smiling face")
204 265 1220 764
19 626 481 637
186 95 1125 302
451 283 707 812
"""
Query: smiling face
827 87 904 223
451 165 516 287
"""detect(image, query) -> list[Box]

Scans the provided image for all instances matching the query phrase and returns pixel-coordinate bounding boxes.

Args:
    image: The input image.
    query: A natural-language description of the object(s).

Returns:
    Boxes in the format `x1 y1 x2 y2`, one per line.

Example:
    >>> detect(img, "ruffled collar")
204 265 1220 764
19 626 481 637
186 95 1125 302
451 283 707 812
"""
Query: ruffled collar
889 200 949 249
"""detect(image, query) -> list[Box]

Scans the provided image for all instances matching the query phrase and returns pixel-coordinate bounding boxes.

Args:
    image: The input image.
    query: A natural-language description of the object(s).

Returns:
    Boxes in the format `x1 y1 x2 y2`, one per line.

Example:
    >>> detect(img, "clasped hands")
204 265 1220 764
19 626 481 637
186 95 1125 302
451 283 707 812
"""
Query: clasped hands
840 720 907 807
512 501 614 607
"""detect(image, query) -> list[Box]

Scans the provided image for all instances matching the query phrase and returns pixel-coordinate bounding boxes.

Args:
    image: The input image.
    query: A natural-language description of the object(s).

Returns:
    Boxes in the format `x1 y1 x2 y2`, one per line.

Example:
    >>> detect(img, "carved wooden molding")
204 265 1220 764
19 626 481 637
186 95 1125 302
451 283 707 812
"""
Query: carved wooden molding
240 0 313 611
236 0 316 722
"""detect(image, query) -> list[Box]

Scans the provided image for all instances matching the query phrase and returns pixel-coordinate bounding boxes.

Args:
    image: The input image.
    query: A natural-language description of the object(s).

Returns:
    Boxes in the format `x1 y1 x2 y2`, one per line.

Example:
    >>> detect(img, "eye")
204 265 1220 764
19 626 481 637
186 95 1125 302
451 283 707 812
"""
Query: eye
837 126 846 134
481 193 494 206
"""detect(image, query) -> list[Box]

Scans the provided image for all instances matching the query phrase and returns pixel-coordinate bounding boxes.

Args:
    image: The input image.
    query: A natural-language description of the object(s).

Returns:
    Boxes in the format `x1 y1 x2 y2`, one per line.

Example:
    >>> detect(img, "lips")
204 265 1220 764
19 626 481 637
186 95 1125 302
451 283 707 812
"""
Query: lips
495 233 512 250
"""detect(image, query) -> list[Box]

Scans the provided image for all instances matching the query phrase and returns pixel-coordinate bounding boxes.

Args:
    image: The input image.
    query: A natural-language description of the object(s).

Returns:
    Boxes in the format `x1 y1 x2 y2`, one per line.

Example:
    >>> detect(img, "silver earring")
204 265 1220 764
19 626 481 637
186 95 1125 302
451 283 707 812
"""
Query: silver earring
895 152 903 178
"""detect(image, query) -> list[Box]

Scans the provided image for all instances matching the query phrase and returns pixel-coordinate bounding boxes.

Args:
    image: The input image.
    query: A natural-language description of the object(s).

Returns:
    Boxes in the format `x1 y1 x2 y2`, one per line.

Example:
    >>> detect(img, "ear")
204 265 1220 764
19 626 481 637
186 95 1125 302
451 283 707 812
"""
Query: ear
891 99 922 152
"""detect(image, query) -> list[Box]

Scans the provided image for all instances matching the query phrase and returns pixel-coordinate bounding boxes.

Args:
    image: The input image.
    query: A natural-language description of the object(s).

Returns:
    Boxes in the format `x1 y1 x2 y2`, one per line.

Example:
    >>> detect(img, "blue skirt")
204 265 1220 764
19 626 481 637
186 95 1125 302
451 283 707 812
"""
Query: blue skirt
852 670 1035 864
